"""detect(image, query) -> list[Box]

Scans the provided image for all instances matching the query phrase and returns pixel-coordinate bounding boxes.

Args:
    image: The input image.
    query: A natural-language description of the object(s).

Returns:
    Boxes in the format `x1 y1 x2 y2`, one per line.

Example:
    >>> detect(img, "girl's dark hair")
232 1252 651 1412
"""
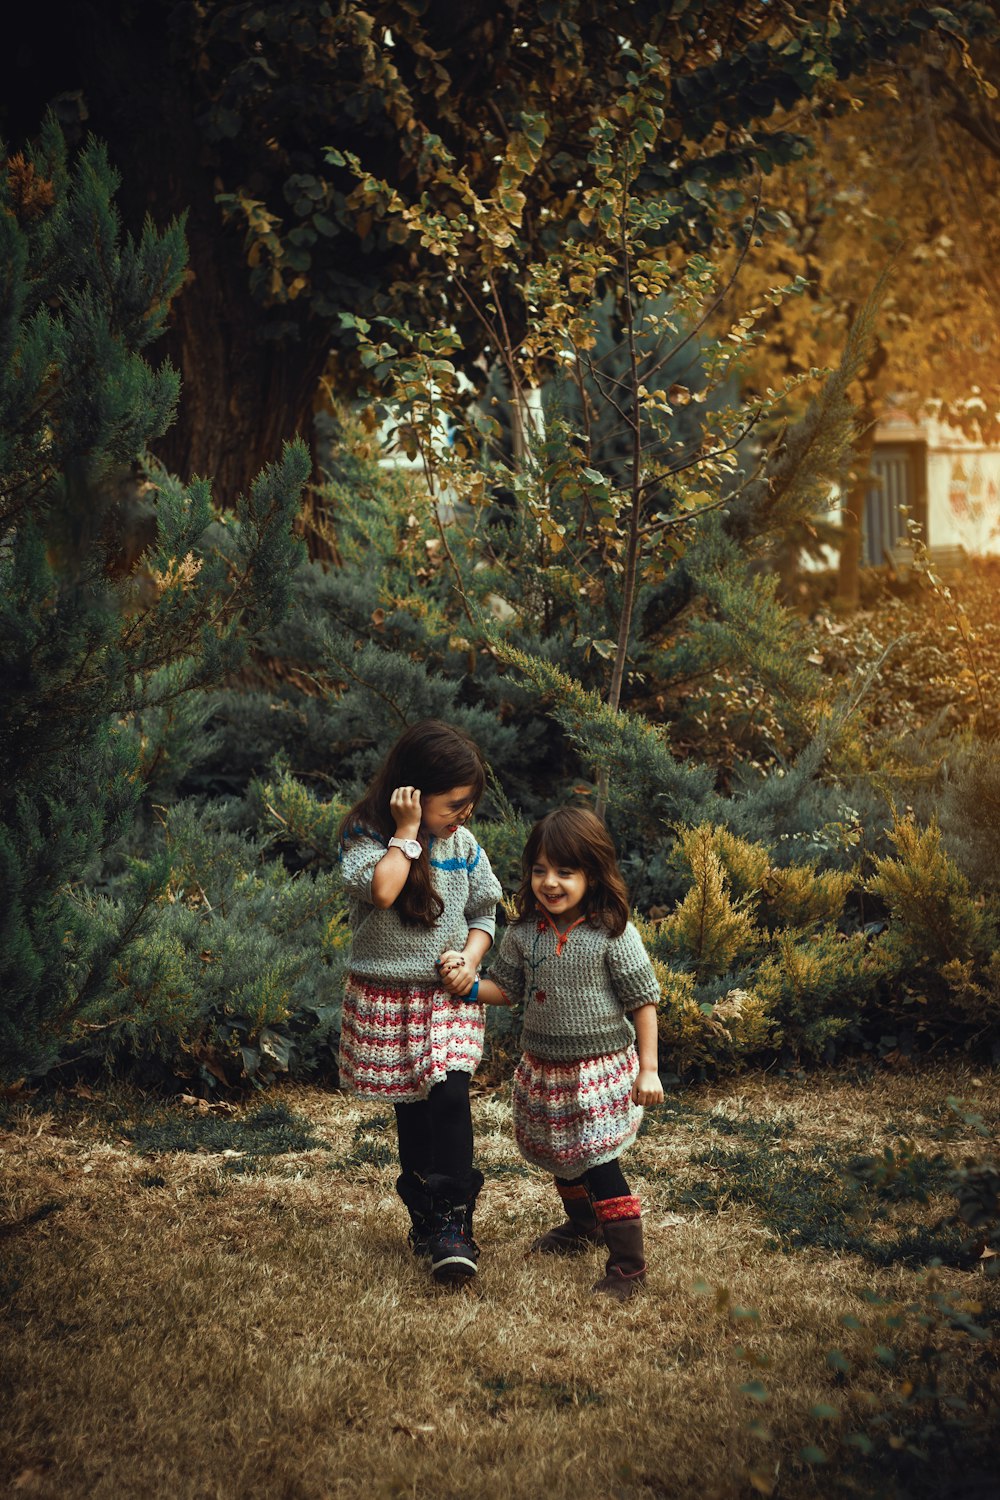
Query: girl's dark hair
339 719 487 926
513 806 630 938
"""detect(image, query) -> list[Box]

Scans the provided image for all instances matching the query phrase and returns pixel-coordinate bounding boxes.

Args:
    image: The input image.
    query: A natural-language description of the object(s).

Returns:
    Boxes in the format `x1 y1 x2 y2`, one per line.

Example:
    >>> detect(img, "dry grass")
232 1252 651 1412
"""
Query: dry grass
1 1063 997 1500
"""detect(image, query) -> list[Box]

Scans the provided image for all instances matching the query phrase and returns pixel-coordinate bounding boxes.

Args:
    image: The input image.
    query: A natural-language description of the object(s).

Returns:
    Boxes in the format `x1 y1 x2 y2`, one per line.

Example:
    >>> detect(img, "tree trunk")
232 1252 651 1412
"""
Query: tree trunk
834 468 865 611
834 357 884 612
108 77 329 503
153 207 329 503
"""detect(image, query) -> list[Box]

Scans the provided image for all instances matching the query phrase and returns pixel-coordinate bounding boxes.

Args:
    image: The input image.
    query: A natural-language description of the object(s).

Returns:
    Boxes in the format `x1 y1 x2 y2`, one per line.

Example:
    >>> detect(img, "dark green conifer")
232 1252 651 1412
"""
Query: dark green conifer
0 121 308 1078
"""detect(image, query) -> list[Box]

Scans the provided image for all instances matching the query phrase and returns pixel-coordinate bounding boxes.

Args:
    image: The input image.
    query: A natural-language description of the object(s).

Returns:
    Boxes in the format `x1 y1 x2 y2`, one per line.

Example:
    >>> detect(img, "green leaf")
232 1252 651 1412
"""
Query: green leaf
499 188 527 217
826 1349 852 1376
739 1380 769 1403
799 1446 827 1465
581 466 610 488
809 1404 840 1421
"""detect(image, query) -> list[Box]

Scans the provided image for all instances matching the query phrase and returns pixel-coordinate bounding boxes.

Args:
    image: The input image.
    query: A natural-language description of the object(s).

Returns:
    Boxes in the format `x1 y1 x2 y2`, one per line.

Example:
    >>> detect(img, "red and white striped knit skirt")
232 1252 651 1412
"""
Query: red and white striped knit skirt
338 975 485 1102
512 1045 642 1177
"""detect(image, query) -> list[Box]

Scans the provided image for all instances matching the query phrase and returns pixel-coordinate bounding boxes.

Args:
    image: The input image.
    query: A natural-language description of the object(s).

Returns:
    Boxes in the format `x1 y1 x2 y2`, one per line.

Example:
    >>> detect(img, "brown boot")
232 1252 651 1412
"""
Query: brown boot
530 1179 604 1254
592 1195 646 1301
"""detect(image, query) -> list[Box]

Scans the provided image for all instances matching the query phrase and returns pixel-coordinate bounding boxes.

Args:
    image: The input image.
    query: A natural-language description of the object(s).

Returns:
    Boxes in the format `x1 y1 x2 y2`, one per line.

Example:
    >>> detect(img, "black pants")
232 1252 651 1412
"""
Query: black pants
556 1158 631 1203
394 1070 473 1185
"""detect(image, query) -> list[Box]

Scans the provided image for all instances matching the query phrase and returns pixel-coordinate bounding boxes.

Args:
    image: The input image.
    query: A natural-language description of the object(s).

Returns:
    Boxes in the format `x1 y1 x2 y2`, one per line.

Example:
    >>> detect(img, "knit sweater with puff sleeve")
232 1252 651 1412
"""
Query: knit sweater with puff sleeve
339 825 501 987
486 915 661 1062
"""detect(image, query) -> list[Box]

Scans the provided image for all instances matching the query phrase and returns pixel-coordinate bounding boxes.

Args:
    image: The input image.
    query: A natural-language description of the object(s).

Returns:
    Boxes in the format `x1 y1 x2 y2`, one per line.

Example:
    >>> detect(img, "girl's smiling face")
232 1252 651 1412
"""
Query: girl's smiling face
419 783 477 838
531 853 588 927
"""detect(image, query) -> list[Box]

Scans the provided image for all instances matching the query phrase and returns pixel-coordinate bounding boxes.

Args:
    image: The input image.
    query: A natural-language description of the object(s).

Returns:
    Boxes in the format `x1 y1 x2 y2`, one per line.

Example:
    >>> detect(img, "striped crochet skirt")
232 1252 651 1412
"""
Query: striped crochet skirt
512 1045 642 1178
338 975 485 1102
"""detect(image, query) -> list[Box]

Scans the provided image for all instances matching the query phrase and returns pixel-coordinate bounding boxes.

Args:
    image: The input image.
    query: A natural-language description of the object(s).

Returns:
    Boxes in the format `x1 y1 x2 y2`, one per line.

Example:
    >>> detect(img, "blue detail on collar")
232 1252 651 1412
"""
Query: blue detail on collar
427 832 481 872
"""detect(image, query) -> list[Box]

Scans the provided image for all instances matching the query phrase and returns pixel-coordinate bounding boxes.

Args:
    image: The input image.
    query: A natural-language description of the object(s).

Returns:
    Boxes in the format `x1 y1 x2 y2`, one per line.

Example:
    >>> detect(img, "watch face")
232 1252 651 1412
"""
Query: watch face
391 837 421 858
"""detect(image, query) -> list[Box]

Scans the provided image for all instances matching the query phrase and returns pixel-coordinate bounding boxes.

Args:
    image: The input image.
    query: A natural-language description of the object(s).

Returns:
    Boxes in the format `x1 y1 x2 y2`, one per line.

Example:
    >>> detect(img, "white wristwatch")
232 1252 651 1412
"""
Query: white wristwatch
388 836 422 859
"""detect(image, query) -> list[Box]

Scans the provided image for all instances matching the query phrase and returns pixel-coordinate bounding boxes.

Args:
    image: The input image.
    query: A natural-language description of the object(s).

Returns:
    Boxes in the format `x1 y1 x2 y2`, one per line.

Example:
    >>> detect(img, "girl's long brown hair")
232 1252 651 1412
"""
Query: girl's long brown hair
339 719 487 926
513 806 630 938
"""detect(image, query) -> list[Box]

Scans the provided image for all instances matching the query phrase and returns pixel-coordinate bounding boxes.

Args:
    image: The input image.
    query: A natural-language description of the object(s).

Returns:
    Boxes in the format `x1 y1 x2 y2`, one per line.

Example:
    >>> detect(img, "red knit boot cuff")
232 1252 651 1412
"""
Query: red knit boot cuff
556 1181 592 1206
593 1194 642 1224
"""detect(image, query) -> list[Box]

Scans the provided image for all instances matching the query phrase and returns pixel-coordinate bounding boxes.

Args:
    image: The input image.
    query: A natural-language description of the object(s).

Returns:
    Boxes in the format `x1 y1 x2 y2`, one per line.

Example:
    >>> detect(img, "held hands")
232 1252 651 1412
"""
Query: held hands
631 1069 664 1108
438 949 478 998
389 785 422 838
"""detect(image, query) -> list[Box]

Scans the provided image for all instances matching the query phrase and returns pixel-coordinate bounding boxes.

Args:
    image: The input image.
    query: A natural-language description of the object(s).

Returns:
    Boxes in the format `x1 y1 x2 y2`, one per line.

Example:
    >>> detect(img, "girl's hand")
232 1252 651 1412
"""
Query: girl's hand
632 1069 663 1107
438 949 477 997
390 785 422 838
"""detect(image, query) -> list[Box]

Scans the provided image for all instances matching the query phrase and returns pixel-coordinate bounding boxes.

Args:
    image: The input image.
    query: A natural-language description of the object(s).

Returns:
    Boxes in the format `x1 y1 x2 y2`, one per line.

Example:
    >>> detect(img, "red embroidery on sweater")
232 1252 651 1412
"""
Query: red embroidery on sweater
540 911 588 955
535 989 546 1003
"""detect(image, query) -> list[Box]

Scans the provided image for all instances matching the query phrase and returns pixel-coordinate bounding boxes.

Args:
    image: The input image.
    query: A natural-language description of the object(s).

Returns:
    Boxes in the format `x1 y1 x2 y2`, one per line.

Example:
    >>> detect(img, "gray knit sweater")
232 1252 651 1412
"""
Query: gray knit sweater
340 826 501 986
487 915 661 1062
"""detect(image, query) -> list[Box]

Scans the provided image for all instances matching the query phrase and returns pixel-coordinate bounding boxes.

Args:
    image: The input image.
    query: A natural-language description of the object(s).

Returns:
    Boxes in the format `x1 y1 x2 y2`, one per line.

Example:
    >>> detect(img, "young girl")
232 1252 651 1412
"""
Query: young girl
477 806 663 1301
338 719 502 1285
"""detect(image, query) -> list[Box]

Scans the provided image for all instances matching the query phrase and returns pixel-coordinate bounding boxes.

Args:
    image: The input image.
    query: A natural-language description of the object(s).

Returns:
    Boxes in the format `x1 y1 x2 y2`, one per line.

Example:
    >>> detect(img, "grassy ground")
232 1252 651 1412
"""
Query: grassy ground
1 1063 997 1500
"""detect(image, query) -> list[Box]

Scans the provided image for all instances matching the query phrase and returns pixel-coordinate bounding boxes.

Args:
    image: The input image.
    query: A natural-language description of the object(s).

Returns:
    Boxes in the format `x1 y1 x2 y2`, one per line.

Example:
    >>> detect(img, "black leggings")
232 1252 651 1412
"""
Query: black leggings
394 1070 473 1184
556 1158 631 1203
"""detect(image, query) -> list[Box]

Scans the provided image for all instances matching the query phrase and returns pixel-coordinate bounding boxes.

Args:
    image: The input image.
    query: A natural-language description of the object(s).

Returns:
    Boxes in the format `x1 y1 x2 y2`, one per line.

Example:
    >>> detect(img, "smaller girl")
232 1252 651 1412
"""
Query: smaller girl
477 807 663 1300
337 719 502 1284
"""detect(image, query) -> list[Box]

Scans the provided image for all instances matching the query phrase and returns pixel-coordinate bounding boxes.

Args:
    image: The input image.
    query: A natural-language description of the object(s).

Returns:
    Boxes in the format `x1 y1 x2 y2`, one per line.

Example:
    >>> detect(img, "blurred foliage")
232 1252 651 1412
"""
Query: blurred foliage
9 2 991 495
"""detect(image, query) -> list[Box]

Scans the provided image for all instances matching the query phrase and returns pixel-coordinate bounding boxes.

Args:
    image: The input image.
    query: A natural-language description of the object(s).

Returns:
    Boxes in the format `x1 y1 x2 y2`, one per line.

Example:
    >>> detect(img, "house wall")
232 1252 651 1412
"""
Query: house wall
926 446 1000 557
800 417 1000 571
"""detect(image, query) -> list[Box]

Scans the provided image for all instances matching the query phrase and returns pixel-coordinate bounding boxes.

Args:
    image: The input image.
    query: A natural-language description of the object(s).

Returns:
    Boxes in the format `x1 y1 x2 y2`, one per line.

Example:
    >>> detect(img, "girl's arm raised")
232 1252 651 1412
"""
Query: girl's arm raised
370 786 422 909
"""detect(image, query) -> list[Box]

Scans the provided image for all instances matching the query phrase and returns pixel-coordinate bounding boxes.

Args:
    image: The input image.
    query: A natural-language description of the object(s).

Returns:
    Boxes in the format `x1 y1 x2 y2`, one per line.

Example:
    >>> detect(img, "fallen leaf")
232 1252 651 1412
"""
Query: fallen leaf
13 1467 50 1490
391 1417 436 1439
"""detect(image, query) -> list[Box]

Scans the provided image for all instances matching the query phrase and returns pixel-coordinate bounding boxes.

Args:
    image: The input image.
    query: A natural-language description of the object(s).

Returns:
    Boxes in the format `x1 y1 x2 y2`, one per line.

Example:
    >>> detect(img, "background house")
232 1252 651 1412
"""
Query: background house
864 409 1000 567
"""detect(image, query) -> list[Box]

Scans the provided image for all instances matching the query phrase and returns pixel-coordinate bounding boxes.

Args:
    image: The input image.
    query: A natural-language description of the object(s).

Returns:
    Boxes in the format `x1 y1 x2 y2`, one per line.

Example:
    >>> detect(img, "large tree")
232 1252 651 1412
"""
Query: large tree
726 10 1000 603
5 1 989 498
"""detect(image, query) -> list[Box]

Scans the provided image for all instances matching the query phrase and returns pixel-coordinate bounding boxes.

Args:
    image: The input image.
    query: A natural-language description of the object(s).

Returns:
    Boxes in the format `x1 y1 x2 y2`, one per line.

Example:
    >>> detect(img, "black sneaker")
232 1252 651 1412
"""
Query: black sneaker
396 1171 435 1258
429 1216 480 1284
408 1225 433 1258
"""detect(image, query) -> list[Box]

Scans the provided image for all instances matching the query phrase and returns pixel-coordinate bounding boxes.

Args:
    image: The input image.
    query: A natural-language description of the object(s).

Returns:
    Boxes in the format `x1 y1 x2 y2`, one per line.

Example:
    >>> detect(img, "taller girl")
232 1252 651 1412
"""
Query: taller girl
338 719 502 1285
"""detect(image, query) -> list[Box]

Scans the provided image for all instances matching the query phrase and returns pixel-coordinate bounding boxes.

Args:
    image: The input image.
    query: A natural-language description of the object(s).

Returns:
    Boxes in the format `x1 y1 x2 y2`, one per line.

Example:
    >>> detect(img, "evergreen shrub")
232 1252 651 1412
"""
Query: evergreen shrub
0 121 307 1080
74 800 348 1088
